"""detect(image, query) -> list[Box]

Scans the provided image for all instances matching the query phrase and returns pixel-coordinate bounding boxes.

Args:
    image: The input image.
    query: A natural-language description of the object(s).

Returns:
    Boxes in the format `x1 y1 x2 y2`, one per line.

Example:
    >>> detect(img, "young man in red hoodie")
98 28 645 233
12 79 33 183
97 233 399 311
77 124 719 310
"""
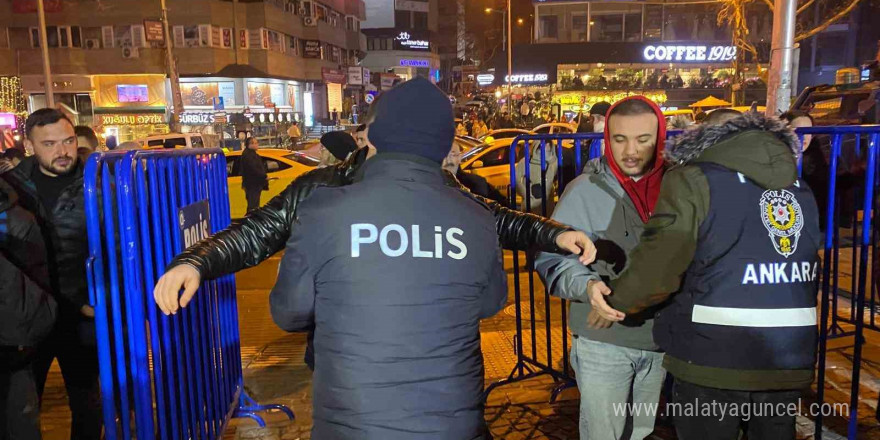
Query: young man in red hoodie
537 96 667 439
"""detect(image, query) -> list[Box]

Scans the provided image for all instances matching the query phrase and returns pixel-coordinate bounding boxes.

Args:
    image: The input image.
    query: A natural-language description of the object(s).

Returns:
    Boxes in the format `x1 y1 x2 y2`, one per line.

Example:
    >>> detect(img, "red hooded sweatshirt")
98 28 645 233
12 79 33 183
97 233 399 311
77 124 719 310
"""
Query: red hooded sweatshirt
602 96 667 223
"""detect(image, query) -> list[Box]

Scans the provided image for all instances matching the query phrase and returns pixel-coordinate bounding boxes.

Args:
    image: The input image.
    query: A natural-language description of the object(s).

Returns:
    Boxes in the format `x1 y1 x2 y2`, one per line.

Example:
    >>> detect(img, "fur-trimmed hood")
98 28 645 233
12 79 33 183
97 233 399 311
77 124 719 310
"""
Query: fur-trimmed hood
664 111 800 165
664 111 800 190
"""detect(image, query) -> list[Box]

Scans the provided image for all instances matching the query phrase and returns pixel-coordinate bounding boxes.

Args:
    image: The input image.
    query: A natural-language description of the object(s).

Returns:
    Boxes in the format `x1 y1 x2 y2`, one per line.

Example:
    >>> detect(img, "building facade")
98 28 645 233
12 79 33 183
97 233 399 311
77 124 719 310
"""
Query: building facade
0 0 366 143
361 0 441 90
484 0 772 110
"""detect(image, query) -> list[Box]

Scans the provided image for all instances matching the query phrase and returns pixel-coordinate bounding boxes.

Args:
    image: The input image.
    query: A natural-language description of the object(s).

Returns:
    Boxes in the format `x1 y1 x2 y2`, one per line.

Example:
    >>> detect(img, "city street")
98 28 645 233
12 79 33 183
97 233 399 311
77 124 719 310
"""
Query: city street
35 250 880 440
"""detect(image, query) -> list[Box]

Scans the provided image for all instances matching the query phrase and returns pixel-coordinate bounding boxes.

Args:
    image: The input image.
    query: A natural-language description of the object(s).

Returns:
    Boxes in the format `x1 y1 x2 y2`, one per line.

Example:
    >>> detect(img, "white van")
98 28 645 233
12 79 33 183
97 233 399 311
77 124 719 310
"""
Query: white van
139 133 206 149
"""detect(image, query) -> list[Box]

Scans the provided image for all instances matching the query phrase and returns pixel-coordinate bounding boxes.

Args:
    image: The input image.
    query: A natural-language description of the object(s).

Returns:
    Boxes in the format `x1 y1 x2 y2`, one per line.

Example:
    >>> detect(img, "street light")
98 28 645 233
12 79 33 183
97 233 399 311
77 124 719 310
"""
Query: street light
485 7 507 49
485 2 512 116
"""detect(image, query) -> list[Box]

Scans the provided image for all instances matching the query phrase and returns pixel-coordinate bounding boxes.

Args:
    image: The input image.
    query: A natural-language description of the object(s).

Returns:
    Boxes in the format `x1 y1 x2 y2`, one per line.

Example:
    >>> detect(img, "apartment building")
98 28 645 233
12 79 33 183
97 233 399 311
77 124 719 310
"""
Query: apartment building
0 0 366 141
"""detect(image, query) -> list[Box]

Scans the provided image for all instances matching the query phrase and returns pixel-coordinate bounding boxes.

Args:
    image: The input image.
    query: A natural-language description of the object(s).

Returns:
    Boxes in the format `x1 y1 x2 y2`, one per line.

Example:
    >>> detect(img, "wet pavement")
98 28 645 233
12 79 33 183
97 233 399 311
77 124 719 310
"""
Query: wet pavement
40 250 878 439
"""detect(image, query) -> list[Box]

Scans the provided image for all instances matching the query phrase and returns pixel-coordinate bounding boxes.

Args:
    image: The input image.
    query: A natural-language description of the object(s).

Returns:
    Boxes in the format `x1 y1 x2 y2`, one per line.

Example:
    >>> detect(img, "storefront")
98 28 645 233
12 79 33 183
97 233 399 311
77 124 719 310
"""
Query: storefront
176 77 306 144
362 29 442 84
322 68 346 126
93 74 169 143
490 41 769 108
22 74 95 126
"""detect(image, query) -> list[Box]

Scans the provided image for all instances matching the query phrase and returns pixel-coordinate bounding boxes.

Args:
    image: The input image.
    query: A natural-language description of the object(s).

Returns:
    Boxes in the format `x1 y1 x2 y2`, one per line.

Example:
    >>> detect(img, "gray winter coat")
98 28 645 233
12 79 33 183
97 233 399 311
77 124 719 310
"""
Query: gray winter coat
535 157 659 351
269 153 507 440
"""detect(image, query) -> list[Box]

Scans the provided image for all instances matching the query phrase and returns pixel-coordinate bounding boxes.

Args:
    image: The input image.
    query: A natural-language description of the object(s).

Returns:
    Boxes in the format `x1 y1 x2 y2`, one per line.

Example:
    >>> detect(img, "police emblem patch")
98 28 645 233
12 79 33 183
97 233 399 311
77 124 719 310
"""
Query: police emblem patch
759 189 804 258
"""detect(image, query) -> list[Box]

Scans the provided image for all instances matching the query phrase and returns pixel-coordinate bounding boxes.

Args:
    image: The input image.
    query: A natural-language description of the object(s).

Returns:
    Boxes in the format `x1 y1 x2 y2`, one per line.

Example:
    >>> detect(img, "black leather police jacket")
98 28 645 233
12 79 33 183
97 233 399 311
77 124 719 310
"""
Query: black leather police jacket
170 148 572 280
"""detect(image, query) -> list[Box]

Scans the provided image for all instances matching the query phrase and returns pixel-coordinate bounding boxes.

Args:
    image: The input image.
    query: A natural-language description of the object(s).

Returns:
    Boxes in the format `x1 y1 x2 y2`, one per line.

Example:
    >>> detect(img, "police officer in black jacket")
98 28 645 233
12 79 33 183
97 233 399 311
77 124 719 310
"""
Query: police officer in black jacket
271 77 508 438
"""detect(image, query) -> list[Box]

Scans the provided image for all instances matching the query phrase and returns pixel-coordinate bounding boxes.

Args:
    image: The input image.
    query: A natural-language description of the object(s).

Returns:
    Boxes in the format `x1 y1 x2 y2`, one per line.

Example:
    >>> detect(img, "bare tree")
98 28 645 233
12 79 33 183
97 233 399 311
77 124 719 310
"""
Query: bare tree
718 0 864 104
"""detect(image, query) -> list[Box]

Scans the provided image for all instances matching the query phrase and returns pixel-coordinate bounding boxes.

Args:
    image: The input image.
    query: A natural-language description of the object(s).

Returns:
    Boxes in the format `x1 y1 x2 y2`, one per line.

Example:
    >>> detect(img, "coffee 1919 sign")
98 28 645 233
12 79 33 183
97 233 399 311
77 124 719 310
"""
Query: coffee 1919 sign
100 114 166 126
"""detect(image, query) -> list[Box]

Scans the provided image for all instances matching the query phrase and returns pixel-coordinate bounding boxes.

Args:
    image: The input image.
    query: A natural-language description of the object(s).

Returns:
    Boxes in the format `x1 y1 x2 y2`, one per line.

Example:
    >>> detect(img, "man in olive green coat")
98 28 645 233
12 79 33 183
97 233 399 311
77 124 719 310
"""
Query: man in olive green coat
597 112 821 440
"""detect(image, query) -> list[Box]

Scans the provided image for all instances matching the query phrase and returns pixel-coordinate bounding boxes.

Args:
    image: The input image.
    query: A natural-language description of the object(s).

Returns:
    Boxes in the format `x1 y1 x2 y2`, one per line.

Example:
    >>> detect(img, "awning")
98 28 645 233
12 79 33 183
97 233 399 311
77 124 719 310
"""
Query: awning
689 96 732 108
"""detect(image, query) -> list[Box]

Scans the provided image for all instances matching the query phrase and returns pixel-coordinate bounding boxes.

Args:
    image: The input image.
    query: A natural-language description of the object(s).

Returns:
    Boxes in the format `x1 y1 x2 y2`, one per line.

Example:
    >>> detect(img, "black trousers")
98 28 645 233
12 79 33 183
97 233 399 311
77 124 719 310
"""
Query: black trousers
673 378 801 440
0 353 40 440
32 317 102 440
245 188 263 213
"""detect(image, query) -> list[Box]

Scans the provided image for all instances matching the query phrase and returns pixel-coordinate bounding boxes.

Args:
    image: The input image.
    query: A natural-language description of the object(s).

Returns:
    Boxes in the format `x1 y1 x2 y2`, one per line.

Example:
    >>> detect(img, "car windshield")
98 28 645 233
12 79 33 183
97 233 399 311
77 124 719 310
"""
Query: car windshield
486 131 525 140
284 153 320 167
461 143 492 162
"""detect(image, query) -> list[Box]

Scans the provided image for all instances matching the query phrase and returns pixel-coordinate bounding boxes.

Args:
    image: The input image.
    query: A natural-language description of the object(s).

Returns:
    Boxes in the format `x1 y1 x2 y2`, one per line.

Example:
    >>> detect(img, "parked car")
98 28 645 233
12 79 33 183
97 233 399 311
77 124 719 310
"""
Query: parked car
138 133 207 149
459 141 525 197
532 122 577 135
225 148 318 218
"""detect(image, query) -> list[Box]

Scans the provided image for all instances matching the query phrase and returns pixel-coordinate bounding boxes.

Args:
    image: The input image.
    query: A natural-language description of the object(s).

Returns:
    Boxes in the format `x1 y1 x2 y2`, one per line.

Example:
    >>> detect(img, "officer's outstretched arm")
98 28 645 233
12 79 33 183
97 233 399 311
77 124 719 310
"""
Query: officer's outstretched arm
443 171 596 263
153 150 368 315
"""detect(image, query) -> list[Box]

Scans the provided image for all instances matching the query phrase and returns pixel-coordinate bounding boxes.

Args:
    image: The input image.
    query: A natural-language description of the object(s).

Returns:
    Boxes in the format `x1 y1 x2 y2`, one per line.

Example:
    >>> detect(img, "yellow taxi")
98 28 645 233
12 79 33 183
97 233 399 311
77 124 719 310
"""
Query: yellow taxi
225 148 319 218
663 109 696 123
460 141 523 196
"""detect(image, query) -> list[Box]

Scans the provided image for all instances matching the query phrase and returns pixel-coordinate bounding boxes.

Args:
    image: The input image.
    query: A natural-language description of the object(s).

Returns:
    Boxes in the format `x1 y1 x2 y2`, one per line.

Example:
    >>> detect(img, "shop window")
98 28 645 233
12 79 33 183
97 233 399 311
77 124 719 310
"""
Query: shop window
662 3 725 42
590 3 643 42
114 25 133 48
571 13 588 42
539 15 558 40
288 35 298 56
265 29 283 52
395 10 411 28
379 38 389 51
30 25 83 48
414 12 428 30
70 26 82 48
624 13 642 42
643 4 663 41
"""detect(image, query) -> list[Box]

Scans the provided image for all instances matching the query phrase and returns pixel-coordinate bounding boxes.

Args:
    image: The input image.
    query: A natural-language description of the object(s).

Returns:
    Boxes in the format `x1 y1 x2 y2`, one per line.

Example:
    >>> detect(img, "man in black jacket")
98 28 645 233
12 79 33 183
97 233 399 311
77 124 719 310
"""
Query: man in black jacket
241 137 268 212
2 109 102 440
0 179 56 440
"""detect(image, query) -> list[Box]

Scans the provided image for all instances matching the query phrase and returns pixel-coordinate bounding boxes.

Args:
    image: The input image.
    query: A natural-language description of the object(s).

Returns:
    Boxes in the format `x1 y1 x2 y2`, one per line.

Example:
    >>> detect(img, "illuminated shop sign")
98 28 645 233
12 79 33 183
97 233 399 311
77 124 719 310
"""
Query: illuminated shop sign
400 59 430 67
100 114 165 126
504 73 549 83
642 45 737 62
180 112 216 125
477 74 495 86
394 31 430 51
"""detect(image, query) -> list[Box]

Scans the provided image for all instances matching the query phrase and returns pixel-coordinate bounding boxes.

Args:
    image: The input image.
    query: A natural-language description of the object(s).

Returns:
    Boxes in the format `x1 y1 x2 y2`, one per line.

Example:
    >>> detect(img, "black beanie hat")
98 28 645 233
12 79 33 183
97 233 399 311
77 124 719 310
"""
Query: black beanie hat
367 77 454 164
320 131 358 161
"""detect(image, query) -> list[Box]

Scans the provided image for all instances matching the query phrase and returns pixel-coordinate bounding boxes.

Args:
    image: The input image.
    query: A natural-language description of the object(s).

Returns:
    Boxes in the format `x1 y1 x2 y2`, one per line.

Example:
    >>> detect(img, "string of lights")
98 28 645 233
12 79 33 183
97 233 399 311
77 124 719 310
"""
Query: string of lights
0 76 29 132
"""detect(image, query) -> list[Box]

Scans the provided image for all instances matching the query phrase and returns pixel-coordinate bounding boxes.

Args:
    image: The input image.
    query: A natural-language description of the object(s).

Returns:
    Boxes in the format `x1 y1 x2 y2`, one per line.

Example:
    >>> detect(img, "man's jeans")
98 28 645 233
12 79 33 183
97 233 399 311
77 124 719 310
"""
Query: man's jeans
570 335 665 440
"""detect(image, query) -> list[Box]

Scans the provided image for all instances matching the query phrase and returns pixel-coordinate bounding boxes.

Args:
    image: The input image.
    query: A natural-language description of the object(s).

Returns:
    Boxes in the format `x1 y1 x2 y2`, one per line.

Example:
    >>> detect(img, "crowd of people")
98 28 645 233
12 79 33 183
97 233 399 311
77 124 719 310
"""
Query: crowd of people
0 75 829 440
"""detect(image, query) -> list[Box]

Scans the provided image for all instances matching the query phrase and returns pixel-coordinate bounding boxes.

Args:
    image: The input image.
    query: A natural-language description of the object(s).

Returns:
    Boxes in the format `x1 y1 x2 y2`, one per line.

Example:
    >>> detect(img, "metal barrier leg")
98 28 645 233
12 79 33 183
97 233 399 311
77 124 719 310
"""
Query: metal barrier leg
847 134 878 439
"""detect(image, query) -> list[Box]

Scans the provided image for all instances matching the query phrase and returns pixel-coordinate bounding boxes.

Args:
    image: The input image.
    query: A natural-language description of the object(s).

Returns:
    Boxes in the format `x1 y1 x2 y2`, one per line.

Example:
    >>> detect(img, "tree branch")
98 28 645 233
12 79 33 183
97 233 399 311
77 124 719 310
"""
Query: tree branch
795 0 862 42
796 0 816 15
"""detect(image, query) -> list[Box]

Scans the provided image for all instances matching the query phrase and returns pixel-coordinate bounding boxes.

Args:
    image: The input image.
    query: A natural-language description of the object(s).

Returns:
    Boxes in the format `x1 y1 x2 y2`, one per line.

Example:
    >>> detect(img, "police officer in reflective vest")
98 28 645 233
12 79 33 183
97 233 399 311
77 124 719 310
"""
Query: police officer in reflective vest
597 112 821 439
268 77 508 439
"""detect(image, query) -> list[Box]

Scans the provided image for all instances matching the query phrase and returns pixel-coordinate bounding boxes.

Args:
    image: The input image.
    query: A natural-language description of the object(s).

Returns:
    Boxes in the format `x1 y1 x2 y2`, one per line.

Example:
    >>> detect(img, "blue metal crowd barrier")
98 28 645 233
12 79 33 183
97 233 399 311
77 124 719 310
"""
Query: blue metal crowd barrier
84 149 293 440
483 131 682 402
793 125 880 440
483 125 880 440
